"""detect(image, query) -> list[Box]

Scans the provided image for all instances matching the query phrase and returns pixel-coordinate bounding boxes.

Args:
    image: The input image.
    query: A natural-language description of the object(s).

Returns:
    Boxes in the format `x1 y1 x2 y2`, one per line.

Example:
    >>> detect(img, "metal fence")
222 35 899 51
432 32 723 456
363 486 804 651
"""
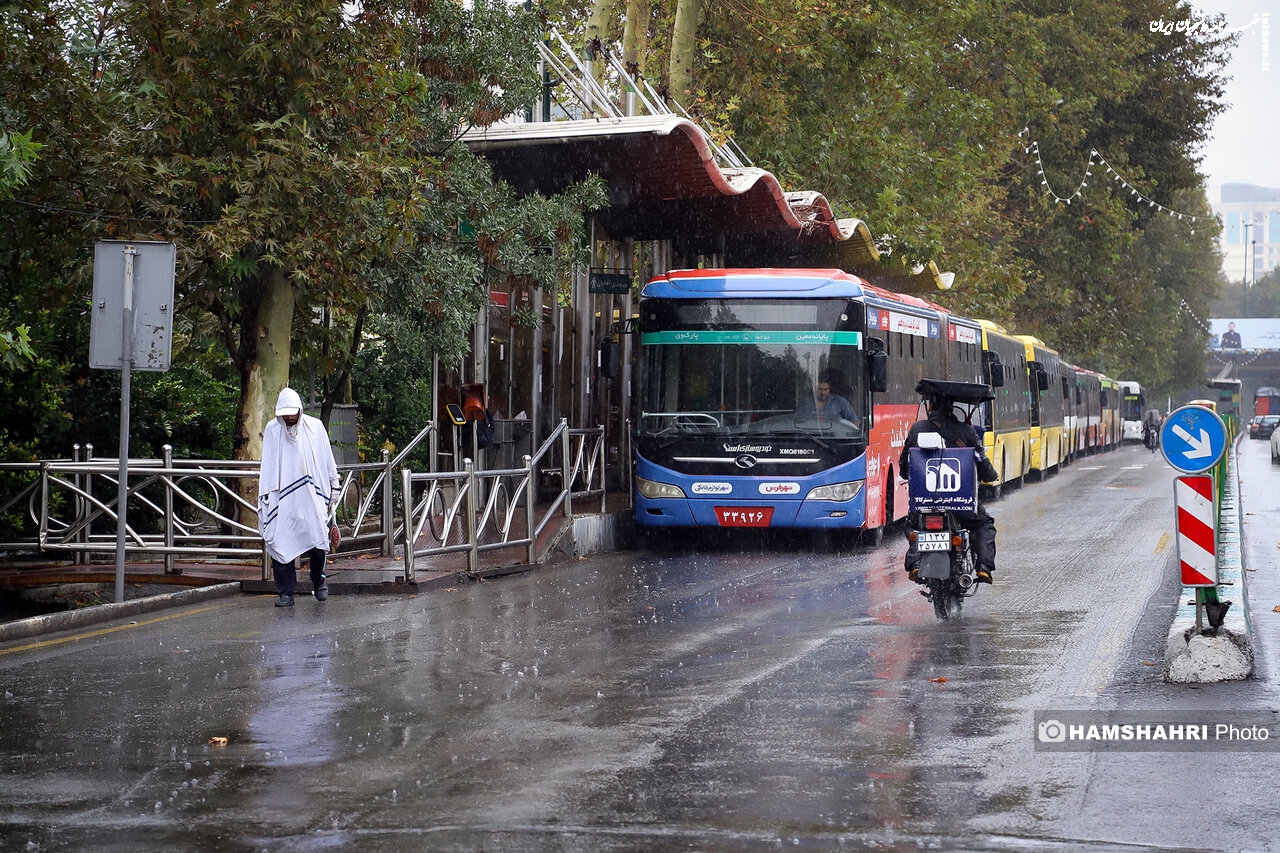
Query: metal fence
0 418 610 582
1 443 399 576
400 419 606 579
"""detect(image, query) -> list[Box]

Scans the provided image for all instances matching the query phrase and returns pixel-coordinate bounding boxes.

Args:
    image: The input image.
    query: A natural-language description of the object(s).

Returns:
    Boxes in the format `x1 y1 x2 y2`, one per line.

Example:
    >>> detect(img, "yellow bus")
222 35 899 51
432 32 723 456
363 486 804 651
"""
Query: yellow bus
1100 375 1122 449
976 320 1031 499
1016 335 1067 477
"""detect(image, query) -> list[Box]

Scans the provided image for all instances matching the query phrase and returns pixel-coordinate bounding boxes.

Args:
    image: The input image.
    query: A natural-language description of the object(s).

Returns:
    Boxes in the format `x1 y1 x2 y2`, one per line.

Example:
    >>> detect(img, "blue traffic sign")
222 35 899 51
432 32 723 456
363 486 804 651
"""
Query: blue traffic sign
1160 404 1228 473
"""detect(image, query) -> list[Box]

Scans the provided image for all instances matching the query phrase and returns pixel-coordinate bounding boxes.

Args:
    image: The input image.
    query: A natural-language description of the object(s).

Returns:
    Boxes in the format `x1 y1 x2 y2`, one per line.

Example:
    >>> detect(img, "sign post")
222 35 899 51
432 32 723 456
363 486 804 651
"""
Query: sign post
90 241 176 603
1160 405 1229 633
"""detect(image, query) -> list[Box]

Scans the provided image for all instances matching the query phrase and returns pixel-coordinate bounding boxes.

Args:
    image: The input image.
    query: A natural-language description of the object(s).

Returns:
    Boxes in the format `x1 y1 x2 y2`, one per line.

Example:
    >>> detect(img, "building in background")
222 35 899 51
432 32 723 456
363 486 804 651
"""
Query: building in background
1212 183 1280 284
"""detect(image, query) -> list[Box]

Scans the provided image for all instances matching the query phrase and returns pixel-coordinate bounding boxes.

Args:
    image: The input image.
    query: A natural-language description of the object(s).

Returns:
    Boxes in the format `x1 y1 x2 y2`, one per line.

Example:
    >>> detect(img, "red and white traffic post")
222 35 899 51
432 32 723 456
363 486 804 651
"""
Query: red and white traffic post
1174 474 1218 633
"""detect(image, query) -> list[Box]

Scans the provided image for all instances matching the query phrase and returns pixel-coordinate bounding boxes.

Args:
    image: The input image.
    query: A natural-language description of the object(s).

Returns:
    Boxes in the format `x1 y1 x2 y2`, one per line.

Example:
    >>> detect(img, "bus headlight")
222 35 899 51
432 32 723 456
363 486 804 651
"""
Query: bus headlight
636 477 686 499
806 481 863 502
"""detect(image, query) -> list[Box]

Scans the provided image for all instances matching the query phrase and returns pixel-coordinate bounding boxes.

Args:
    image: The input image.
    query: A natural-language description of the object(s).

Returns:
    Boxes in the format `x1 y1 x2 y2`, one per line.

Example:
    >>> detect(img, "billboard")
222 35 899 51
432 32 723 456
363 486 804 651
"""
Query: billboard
1208 318 1280 351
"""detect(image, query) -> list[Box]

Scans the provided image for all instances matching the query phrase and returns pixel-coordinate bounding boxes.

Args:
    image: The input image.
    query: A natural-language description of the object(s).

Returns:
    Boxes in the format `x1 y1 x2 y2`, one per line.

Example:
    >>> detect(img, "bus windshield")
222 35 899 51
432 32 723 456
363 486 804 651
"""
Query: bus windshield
638 298 865 440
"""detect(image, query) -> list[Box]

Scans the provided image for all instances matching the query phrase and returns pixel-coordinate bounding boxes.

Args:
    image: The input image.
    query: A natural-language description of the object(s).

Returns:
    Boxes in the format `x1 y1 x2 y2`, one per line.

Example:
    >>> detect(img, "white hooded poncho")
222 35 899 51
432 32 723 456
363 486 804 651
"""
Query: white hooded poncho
258 388 340 563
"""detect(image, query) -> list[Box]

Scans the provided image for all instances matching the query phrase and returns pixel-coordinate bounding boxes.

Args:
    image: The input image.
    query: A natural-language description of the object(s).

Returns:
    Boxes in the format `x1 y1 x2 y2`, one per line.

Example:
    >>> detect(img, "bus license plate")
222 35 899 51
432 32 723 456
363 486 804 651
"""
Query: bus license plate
917 532 951 552
714 507 774 527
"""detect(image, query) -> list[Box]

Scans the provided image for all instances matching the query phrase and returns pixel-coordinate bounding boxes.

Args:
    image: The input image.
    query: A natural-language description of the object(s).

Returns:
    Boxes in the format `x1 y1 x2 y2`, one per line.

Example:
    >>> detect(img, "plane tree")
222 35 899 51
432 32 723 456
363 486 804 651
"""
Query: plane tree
2 0 605 467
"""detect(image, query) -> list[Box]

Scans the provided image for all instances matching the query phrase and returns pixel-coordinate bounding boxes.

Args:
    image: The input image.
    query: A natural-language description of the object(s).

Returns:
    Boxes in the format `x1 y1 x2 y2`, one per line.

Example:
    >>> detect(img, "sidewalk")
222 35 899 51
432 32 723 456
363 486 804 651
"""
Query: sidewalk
0 492 636 642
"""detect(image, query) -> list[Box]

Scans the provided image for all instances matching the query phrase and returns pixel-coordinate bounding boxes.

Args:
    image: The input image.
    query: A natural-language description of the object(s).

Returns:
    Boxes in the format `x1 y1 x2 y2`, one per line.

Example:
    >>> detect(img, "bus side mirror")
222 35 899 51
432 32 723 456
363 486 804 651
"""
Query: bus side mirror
1030 361 1049 391
868 347 887 393
984 351 1005 388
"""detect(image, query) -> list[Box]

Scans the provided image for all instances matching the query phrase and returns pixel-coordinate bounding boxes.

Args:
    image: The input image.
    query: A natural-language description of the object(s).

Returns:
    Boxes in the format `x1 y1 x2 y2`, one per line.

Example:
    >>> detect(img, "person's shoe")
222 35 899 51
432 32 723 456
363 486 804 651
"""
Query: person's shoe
274 593 295 607
975 568 993 584
313 583 328 602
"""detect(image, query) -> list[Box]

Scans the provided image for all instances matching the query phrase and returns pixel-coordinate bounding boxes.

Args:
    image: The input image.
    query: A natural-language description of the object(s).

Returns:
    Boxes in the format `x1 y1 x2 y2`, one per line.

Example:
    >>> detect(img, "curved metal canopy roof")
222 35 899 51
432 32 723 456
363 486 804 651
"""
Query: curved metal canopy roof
461 116 952 293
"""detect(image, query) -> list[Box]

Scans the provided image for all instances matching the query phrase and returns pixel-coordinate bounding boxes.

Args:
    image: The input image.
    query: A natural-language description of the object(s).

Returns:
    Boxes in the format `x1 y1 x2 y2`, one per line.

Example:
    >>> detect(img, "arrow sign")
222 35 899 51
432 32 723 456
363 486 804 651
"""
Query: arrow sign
1169 423 1213 459
1160 405 1227 474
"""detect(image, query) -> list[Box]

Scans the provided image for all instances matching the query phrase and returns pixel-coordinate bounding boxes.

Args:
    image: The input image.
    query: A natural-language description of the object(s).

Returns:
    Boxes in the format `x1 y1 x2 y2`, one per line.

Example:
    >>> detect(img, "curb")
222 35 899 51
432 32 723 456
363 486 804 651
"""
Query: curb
1165 434 1254 682
0 582 242 645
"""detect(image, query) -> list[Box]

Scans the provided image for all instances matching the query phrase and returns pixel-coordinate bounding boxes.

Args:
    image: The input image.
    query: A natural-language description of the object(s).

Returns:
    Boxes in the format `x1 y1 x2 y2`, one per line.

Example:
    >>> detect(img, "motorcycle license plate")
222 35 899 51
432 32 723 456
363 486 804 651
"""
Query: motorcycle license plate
917 532 951 552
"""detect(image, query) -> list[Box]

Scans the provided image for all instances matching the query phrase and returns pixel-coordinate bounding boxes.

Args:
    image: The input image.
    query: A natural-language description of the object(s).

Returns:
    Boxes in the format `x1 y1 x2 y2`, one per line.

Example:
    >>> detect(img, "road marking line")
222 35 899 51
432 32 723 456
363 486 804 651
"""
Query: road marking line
0 602 235 656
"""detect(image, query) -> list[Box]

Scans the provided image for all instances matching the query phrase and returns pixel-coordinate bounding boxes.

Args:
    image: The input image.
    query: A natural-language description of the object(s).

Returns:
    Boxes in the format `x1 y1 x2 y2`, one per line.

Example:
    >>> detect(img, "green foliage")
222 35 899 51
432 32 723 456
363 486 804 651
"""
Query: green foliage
552 0 1231 394
1216 264 1280 320
0 129 42 200
2 0 605 462
352 313 441 471
1 130 42 370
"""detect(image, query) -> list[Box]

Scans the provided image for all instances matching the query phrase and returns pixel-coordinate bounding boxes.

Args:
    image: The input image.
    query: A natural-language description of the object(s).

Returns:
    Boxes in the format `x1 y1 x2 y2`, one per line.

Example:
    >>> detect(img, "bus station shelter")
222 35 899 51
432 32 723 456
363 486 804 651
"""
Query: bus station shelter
458 115 955 490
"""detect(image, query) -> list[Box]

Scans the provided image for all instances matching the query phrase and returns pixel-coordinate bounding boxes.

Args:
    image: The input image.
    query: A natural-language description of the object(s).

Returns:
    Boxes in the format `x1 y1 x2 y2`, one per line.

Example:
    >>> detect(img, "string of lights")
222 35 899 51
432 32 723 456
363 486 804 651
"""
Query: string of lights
1210 348 1265 368
1178 298 1265 365
1017 128 1203 233
1177 297 1213 335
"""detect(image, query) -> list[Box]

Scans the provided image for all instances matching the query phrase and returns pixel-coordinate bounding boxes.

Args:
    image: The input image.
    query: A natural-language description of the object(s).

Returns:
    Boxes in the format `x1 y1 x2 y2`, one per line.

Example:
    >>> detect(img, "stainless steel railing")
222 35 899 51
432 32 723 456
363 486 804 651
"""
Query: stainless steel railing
400 419 606 579
1 417 612 581
0 433 422 572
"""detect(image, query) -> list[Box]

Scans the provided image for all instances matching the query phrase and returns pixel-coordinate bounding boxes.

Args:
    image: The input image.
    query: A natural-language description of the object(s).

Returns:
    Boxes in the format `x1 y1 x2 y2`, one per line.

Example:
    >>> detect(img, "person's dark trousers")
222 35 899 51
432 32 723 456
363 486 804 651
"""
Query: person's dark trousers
272 548 327 595
960 508 997 573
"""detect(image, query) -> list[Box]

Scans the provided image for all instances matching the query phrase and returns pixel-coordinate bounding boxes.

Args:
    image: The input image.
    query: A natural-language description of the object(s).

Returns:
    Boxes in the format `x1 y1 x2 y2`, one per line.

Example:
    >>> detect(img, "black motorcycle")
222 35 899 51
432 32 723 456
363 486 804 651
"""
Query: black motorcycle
906 431 980 620
904 379 995 620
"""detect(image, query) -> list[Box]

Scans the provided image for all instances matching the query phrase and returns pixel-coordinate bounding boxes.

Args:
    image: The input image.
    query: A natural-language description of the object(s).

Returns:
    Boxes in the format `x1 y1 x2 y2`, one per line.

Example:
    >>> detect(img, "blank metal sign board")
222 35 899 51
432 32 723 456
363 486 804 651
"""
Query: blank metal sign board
89 240 176 371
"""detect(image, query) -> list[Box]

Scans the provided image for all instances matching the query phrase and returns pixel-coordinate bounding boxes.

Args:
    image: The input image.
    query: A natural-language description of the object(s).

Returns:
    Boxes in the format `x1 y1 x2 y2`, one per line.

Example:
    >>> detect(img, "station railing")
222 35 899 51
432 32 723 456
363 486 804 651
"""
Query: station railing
399 419 606 579
0 418 610 582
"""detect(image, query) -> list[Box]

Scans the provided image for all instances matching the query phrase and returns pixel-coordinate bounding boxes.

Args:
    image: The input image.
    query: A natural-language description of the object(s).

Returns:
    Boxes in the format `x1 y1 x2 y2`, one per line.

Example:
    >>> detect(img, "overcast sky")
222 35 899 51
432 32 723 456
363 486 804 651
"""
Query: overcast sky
1193 0 1280 191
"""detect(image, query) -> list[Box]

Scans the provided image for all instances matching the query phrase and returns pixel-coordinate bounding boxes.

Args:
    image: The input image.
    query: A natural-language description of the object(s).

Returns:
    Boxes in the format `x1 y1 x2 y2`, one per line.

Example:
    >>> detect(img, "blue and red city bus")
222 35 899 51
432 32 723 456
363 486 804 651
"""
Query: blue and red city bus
632 268 983 539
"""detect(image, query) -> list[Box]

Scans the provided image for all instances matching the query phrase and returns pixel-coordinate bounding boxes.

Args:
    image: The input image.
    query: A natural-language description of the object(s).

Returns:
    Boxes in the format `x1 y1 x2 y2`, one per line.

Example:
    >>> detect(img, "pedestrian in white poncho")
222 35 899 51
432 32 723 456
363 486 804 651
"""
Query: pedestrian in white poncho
258 388 340 607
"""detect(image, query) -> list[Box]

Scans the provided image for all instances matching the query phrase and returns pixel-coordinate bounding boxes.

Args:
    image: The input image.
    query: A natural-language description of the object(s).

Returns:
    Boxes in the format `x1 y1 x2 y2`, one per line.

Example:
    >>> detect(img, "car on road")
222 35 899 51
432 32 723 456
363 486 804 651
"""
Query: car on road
1272 426 1280 464
1250 414 1280 440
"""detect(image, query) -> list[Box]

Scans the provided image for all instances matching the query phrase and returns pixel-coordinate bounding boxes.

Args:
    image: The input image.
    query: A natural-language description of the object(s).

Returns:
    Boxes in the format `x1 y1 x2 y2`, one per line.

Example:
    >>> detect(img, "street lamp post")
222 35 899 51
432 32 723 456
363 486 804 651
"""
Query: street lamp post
1239 222 1249 315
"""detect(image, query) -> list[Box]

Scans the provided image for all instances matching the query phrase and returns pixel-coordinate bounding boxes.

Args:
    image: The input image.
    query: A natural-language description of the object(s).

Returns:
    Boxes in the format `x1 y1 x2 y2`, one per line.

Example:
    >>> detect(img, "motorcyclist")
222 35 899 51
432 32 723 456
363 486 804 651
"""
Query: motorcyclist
898 384 1000 584
1142 409 1161 451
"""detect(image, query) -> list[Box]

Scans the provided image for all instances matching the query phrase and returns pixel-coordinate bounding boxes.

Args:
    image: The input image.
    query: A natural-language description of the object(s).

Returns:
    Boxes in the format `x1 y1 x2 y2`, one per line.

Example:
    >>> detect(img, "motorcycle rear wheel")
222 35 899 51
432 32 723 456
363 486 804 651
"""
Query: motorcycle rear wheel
928 577 964 620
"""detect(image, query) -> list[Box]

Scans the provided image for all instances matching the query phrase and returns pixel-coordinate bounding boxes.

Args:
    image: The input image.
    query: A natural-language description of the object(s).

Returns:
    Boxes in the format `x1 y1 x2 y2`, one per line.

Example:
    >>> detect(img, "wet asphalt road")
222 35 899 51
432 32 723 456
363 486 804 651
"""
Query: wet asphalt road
2 441 1279 852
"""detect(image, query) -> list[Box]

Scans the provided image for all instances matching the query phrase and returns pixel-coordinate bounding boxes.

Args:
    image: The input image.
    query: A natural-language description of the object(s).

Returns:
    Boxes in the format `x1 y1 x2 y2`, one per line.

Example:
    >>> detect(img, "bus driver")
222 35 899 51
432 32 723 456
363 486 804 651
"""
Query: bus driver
797 370 857 421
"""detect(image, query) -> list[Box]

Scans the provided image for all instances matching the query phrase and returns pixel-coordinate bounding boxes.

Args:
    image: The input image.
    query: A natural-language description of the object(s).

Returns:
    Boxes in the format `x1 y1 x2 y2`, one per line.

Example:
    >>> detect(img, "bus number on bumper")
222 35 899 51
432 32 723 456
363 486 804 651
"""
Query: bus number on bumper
714 507 774 527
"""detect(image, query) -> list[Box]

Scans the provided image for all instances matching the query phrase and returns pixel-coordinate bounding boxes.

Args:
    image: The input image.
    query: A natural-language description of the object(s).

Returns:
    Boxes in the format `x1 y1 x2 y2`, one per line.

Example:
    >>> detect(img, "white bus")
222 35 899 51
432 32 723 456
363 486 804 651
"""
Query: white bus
1118 380 1147 442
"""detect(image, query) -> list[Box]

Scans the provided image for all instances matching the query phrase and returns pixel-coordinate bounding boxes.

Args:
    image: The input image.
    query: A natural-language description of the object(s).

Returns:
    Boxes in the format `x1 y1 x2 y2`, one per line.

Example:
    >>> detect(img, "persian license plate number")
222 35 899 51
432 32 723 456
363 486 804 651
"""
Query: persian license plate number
714 507 774 527
917 531 950 552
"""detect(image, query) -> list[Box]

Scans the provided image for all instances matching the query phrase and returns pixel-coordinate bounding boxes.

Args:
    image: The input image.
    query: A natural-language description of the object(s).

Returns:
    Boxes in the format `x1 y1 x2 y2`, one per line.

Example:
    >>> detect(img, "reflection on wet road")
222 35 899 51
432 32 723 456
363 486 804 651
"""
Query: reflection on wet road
2 443 1279 851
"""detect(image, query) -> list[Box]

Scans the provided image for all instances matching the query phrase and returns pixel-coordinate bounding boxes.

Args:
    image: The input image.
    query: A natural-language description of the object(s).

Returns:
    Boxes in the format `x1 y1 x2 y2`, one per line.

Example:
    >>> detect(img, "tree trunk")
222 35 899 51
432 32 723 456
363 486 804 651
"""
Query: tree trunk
668 0 702 111
232 266 294 464
250 265 295 459
586 0 617 62
231 265 294 530
622 0 649 74
586 0 618 114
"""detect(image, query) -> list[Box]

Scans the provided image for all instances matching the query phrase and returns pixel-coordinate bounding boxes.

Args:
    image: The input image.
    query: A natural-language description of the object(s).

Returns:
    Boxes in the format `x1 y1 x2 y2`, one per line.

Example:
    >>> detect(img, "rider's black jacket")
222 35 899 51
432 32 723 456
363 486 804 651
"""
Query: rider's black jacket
898 411 999 484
